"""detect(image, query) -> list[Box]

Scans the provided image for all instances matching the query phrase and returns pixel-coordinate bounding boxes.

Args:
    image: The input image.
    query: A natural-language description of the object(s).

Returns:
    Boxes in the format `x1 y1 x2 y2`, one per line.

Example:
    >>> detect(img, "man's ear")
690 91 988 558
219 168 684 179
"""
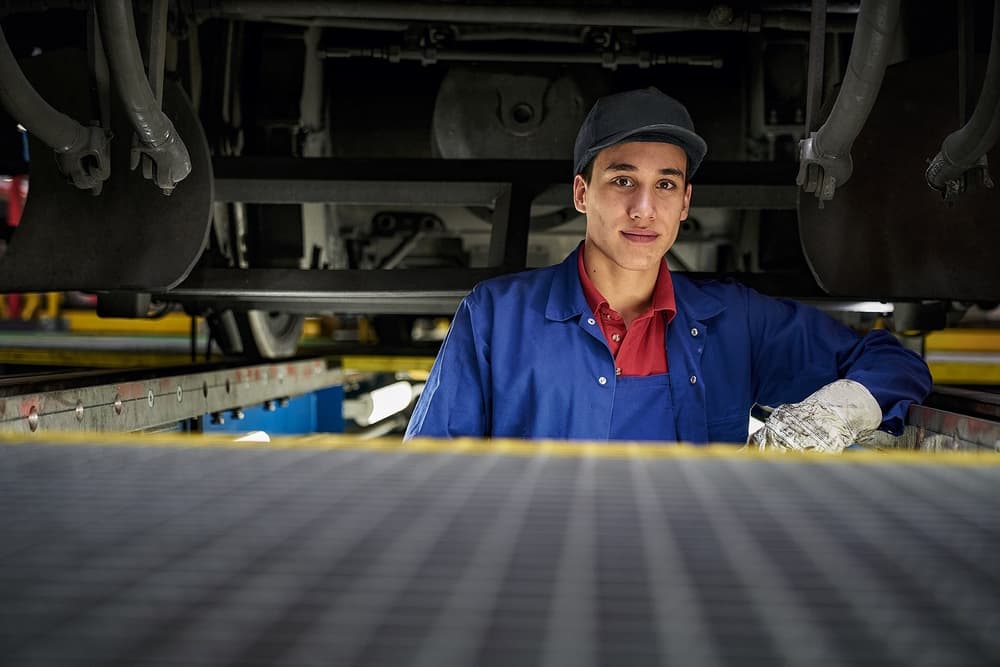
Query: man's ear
572 174 587 213
680 182 692 220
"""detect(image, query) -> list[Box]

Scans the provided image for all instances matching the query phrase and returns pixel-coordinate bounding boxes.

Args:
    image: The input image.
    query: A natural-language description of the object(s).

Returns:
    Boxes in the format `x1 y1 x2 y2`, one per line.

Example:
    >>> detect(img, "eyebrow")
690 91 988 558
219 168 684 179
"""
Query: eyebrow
604 163 685 179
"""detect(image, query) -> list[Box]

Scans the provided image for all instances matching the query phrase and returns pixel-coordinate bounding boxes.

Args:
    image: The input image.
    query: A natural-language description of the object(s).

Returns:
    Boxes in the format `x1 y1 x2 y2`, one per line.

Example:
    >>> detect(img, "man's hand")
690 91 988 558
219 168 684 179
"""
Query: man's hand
749 379 882 453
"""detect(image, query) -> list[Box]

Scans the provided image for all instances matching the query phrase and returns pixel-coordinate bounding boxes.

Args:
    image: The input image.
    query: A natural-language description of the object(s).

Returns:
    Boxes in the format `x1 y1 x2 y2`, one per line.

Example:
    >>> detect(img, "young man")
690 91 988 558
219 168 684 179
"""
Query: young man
405 88 932 451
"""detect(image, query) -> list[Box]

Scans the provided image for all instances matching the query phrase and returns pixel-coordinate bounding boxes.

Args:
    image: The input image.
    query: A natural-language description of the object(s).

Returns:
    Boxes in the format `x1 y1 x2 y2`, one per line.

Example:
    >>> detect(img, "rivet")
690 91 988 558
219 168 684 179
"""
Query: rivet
598 376 607 385
27 406 39 432
147 390 155 408
176 386 183 403
75 400 84 422
114 395 123 415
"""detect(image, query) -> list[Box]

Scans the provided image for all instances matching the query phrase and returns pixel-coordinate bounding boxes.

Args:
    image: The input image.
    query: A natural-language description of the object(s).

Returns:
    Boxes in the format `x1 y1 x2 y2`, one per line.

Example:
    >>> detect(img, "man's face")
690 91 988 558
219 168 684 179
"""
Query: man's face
573 141 692 273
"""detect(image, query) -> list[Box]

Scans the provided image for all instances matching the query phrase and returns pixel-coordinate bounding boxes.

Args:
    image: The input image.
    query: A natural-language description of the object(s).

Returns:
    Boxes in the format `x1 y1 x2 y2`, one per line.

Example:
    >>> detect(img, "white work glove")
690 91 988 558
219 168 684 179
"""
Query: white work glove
748 379 882 454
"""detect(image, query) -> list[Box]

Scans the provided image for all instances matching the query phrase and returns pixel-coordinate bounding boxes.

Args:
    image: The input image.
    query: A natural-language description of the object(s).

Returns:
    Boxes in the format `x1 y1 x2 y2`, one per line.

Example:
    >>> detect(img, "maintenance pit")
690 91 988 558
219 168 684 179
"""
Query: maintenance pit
1 0 999 664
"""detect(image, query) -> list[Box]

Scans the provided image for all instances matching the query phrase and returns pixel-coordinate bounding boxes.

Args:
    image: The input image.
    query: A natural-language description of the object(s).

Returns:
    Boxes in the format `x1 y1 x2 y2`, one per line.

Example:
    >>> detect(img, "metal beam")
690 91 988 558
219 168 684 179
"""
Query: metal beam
212 157 798 209
165 267 828 314
168 267 505 314
190 1 859 32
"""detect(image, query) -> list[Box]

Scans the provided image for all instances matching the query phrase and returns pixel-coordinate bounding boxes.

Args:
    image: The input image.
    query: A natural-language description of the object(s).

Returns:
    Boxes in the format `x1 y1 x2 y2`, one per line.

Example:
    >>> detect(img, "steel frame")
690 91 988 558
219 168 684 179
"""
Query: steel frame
0 357 342 433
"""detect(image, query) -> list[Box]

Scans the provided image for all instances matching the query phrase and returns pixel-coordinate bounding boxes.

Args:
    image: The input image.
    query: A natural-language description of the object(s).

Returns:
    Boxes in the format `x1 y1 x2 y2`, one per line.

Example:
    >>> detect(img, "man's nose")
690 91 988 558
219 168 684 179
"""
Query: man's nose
628 187 656 222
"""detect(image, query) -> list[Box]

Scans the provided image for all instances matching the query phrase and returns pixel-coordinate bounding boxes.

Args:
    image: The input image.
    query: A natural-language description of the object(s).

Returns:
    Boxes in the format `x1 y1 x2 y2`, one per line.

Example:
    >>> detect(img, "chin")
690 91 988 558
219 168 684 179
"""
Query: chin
616 252 665 272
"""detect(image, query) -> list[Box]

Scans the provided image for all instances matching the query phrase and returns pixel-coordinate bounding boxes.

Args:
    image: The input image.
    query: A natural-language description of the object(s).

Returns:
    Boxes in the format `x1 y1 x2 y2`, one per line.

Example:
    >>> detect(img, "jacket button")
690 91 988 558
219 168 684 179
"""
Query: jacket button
598 376 607 385
690 327 699 337
689 375 697 384
587 317 596 325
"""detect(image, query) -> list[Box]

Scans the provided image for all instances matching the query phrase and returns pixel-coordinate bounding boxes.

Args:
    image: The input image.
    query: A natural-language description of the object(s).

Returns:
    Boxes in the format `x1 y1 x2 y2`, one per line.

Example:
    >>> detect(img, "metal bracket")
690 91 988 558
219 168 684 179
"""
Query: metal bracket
926 153 995 202
796 132 853 205
488 183 538 269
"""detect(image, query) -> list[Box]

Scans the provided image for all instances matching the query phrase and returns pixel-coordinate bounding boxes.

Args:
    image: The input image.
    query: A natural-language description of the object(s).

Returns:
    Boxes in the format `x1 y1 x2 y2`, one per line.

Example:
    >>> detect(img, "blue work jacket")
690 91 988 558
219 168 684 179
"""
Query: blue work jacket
405 249 932 443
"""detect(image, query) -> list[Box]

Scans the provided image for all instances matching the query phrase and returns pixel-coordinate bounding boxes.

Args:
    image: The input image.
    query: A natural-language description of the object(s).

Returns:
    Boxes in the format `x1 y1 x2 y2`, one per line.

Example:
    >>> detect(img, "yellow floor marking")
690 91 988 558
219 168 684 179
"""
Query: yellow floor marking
1 430 996 467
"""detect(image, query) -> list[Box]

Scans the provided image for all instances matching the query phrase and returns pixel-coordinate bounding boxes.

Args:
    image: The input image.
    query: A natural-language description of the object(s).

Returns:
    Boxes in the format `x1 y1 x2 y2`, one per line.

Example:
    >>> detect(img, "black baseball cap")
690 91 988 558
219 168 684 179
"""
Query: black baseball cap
573 87 708 179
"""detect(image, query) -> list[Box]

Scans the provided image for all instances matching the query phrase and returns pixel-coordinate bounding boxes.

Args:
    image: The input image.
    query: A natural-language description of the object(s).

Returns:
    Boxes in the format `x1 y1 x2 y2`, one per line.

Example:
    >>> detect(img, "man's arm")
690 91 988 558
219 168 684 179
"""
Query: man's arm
745 287 932 451
404 297 492 439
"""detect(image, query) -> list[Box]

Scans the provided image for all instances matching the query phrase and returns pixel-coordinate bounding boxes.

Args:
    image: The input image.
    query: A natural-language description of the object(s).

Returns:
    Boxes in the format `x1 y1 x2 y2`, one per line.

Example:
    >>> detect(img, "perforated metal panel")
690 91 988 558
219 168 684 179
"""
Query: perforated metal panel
1 439 998 666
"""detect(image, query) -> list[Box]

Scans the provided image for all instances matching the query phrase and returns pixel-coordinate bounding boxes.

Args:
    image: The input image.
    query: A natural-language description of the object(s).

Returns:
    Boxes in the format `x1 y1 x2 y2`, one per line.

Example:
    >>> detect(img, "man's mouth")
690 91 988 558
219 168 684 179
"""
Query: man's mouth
621 230 659 244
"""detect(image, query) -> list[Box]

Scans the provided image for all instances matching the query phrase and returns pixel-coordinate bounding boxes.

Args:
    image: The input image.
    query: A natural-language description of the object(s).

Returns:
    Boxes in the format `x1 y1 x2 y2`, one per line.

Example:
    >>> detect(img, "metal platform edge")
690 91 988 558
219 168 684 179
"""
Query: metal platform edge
0 357 342 434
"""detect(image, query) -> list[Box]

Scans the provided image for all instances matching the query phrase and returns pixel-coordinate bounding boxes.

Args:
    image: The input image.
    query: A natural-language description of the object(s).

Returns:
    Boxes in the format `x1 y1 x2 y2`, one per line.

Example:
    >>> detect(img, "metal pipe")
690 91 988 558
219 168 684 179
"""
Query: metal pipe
97 0 170 145
378 230 426 270
803 0 827 132
97 0 191 193
0 24 110 193
797 0 900 200
0 25 88 152
87 3 112 129
926 0 1000 191
320 46 723 68
813 0 899 159
146 0 170 106
760 10 857 32
452 26 587 44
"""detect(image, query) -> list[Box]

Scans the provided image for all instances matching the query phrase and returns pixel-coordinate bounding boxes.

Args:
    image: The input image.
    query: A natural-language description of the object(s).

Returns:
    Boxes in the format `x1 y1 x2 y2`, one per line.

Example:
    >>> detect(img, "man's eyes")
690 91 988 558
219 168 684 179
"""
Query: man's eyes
609 176 676 190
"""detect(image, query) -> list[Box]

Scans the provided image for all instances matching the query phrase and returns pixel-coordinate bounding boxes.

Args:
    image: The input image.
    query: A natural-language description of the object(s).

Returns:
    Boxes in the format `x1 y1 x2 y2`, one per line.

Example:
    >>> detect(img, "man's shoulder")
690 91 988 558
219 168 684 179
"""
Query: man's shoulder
672 272 748 300
468 264 561 302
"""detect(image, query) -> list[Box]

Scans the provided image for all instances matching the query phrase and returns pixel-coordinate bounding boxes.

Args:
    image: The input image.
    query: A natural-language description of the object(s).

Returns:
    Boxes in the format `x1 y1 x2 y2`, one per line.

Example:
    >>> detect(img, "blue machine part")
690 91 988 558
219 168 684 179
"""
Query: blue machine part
202 385 344 435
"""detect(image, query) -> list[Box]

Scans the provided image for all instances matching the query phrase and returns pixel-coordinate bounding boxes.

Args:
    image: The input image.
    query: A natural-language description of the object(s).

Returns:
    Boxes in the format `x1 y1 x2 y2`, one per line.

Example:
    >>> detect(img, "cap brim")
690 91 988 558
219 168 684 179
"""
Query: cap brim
577 123 708 177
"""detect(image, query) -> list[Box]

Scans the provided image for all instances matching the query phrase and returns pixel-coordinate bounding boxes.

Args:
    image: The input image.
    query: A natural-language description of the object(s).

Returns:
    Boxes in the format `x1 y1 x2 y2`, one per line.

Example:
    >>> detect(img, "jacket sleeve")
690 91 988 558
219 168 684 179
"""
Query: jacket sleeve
745 287 932 435
404 295 492 439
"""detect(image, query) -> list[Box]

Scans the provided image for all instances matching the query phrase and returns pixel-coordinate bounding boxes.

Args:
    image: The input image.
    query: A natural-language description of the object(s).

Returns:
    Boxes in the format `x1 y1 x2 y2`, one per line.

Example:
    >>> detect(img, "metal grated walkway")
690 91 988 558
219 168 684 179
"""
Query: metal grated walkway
1 437 998 666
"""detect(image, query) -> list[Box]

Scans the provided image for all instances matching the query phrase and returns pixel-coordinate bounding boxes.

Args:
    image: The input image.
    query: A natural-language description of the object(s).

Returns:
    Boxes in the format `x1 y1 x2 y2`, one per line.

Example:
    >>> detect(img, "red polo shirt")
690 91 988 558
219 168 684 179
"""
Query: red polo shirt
578 246 676 376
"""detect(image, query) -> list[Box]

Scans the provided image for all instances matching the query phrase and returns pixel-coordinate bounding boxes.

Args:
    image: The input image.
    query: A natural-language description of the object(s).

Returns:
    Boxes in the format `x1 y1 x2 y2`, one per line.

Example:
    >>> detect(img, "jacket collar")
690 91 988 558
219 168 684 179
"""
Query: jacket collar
546 247 592 321
545 245 727 323
671 273 727 321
